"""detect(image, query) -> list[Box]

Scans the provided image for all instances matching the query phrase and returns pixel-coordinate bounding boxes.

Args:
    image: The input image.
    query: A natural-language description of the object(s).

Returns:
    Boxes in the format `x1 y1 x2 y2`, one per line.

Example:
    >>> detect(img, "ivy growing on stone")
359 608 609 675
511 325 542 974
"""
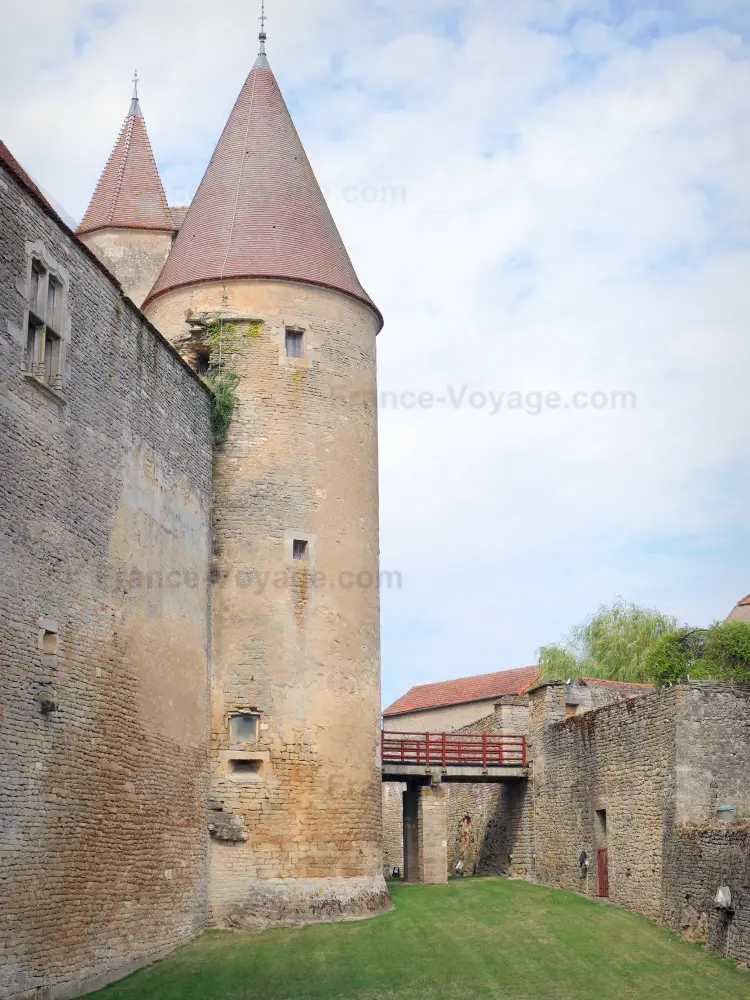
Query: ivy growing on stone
201 318 262 446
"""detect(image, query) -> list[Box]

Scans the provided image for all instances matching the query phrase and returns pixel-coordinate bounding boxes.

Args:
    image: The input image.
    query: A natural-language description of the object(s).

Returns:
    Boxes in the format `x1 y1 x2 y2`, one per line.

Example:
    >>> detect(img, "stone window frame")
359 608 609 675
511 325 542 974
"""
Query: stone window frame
21 240 70 402
284 530 316 568
279 320 310 368
228 711 261 746
284 326 304 359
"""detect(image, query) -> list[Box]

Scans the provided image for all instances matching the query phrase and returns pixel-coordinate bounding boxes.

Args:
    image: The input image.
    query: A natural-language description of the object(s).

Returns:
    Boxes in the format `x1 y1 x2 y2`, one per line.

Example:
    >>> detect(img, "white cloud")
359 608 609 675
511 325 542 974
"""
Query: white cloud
2 0 748 707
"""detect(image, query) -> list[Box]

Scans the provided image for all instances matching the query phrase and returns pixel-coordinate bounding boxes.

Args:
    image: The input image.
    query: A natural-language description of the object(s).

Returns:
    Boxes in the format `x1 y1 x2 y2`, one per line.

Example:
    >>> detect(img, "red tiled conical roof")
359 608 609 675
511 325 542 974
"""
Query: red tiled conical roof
144 53 380 324
77 95 174 235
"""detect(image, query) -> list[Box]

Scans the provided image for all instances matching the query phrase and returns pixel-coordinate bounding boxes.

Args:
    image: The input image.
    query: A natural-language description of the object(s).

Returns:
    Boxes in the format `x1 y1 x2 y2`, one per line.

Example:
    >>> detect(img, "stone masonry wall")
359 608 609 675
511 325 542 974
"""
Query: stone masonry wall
530 682 750 965
382 782 405 877
674 685 750 825
0 161 213 999
418 785 448 884
445 698 531 879
663 825 750 965
530 685 678 918
146 279 389 927
79 228 174 310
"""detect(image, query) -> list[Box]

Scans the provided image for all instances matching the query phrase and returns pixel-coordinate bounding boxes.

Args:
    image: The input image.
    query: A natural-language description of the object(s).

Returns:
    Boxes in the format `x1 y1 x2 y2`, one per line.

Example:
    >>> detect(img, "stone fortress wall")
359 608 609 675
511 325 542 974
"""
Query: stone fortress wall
445 697 532 879
529 682 750 963
383 673 750 967
0 156 213 1000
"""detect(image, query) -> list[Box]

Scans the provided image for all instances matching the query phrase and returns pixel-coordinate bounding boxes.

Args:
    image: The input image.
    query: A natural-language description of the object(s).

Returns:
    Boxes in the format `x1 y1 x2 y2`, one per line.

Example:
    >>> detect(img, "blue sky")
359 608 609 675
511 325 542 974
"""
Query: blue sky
2 0 748 709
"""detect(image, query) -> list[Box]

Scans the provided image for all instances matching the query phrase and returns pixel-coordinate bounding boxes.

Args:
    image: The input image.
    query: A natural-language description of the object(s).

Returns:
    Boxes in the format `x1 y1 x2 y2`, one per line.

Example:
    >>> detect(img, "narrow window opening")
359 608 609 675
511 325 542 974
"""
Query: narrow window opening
285 329 303 359
26 318 41 372
29 264 42 316
292 539 308 561
42 630 59 656
595 808 608 846
43 330 61 388
229 713 260 744
194 348 211 375
228 758 263 777
47 278 60 332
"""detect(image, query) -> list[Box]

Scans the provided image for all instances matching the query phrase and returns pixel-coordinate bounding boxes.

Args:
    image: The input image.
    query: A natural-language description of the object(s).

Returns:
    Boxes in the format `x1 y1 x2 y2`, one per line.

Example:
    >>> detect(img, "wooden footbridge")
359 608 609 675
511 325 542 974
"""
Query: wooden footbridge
381 731 527 783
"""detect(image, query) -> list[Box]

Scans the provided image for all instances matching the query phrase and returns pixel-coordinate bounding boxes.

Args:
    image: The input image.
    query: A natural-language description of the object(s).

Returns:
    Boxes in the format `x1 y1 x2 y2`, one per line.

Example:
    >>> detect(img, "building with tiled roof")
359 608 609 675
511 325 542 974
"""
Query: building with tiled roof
87 28 385 931
727 593 750 623
143 49 380 322
169 206 189 231
382 666 541 733
77 79 177 307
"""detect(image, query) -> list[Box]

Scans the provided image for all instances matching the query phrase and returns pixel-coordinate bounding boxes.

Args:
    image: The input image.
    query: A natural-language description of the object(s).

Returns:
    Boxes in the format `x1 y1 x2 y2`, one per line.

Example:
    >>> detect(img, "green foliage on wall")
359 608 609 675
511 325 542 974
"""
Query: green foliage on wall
201 318 262 446
204 369 240 446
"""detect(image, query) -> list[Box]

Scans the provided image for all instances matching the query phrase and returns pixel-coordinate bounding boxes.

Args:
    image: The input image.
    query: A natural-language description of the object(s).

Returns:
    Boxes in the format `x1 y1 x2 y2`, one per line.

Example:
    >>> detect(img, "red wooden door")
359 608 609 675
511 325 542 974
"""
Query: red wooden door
597 848 609 897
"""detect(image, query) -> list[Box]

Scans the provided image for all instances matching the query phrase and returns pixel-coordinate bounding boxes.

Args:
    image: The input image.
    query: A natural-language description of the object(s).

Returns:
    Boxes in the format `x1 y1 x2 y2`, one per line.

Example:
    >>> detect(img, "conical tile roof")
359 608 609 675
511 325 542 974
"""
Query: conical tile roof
144 53 380 325
77 94 174 234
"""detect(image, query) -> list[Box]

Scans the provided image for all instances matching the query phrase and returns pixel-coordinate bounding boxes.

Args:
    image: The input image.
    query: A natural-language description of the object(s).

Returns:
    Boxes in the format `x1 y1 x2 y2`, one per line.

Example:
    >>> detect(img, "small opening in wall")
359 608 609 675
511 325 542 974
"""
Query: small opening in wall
194 348 211 375
42 630 59 656
595 808 608 845
292 539 308 561
229 713 259 744
228 758 263 777
285 329 303 359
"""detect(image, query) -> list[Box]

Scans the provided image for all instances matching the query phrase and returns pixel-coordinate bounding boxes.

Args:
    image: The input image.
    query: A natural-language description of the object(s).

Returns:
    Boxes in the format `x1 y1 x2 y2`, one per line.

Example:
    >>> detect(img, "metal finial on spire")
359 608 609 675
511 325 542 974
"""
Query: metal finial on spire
130 69 142 116
255 0 270 66
258 0 267 50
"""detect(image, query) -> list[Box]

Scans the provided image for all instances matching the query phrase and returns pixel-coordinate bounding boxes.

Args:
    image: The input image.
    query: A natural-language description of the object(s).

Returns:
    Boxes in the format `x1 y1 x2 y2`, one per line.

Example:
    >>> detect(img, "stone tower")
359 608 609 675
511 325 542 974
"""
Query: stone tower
77 76 176 307
143 33 389 926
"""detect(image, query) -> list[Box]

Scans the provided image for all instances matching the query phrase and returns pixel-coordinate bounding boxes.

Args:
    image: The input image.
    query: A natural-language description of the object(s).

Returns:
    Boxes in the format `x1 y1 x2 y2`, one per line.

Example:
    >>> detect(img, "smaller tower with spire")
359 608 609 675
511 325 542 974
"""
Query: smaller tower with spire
77 75 177 308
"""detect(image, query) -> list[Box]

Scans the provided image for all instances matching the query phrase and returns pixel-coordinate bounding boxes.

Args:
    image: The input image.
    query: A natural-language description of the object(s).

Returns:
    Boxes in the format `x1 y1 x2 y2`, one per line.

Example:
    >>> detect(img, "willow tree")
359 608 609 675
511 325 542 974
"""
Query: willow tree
538 598 679 683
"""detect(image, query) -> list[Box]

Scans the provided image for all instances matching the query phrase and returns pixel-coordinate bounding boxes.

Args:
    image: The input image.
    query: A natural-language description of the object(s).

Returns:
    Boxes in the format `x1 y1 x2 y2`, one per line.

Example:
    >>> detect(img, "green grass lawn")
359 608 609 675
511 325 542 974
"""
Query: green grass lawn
92 878 748 1000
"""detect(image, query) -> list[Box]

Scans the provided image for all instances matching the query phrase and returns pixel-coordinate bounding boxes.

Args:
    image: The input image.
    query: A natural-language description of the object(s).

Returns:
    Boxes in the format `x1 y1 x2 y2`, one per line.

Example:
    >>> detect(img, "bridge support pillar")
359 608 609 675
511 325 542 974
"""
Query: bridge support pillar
402 780 448 884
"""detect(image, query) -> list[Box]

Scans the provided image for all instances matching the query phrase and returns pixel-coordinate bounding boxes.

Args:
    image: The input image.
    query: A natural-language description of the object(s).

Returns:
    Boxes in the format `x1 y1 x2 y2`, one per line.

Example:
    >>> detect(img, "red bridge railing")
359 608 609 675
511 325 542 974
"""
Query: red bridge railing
382 731 526 768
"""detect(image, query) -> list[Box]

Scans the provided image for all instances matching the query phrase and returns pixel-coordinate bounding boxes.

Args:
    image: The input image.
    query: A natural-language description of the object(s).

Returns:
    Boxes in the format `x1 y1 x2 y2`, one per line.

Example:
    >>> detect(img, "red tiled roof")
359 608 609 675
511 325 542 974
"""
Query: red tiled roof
383 666 541 717
144 54 380 325
77 97 173 235
738 595 750 607
169 205 189 230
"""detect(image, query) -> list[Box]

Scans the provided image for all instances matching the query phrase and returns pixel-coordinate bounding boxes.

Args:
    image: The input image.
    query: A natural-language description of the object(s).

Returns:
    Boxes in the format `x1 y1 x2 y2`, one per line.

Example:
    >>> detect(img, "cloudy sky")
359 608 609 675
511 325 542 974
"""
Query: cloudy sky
3 0 749 709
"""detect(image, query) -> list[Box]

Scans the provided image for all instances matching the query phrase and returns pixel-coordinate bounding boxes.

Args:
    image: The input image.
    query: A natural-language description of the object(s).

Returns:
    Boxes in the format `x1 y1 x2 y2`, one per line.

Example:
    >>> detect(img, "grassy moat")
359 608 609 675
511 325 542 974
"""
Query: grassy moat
92 878 748 1000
